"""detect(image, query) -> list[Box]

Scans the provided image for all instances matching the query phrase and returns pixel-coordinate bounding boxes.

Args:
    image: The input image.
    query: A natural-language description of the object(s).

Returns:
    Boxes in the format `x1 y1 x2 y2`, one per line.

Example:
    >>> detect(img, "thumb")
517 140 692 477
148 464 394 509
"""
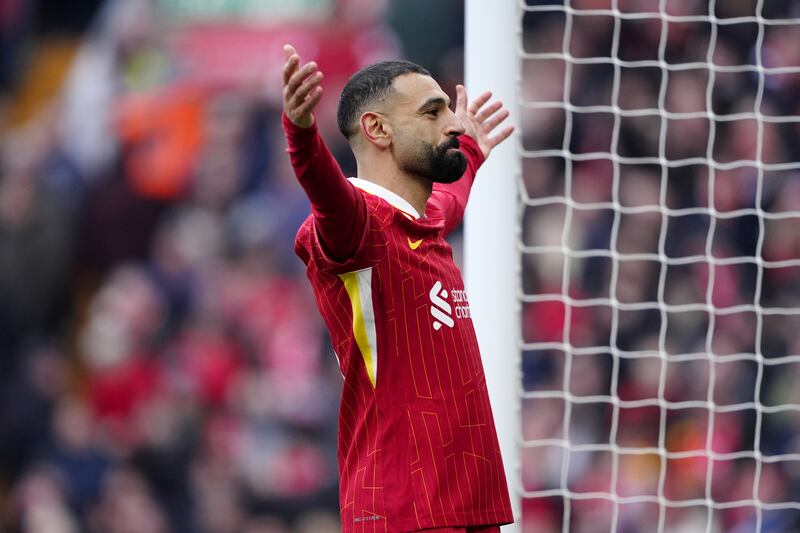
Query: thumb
455 84 468 116
283 44 298 61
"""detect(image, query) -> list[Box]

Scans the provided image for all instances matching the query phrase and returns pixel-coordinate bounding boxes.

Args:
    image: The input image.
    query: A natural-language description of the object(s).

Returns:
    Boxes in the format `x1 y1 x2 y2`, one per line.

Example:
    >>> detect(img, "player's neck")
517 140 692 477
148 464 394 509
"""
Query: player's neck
356 161 432 218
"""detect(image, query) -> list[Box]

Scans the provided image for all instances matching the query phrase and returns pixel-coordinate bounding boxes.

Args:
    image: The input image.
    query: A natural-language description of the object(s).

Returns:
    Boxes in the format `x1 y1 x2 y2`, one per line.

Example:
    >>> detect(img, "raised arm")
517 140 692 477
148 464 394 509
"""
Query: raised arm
428 85 514 235
282 44 366 262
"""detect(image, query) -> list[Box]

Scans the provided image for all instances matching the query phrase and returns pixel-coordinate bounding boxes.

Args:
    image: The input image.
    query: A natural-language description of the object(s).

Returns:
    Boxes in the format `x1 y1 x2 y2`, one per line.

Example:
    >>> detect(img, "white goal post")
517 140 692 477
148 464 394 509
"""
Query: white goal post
465 0 522 530
465 1 800 532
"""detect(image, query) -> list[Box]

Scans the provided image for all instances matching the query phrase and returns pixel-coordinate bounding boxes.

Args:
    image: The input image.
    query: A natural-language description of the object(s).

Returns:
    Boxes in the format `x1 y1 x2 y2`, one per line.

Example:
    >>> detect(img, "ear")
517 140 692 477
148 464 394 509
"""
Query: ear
359 112 391 149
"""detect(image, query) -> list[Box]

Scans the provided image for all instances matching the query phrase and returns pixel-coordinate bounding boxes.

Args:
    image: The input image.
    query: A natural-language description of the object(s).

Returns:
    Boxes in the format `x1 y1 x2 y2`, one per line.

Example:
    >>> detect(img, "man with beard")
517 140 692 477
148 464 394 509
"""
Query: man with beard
281 44 514 533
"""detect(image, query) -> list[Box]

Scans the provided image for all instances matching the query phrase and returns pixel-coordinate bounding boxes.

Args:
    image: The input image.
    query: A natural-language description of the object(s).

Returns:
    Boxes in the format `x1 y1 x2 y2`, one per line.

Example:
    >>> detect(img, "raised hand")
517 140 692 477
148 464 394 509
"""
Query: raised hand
454 85 514 159
282 44 324 128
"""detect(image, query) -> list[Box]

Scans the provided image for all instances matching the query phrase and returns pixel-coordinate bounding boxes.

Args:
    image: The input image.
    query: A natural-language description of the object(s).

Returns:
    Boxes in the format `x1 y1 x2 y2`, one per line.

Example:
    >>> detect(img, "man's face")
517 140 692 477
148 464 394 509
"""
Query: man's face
383 73 467 184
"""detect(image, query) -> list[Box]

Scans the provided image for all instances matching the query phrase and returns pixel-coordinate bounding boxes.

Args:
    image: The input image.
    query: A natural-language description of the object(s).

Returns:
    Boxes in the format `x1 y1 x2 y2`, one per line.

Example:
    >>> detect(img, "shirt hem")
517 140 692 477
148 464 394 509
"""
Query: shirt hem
342 509 514 533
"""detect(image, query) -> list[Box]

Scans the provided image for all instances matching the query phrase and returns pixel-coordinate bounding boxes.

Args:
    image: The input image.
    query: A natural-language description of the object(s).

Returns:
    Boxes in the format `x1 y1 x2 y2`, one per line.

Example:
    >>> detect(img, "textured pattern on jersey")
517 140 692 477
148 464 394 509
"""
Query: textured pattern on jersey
296 191 513 533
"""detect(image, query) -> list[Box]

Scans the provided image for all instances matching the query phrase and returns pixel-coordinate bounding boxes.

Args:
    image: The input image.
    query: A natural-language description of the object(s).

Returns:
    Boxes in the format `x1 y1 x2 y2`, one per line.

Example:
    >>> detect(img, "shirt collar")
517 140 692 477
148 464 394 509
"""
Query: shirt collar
348 177 421 220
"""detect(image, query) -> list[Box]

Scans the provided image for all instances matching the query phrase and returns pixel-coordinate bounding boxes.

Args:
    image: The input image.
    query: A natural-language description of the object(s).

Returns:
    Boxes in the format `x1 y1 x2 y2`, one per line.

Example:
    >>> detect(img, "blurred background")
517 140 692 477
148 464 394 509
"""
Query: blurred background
3 0 800 532
520 1 800 532
0 0 464 531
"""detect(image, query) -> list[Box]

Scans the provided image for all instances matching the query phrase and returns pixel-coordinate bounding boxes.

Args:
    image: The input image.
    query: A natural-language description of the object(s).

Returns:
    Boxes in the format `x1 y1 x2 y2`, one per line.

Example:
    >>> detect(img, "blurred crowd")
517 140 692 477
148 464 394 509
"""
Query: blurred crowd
520 1 800 532
0 0 463 531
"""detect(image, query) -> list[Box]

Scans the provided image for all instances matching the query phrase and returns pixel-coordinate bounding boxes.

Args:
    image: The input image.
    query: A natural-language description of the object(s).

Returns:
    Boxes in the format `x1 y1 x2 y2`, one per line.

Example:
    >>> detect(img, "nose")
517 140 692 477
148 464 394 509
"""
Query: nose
446 111 465 137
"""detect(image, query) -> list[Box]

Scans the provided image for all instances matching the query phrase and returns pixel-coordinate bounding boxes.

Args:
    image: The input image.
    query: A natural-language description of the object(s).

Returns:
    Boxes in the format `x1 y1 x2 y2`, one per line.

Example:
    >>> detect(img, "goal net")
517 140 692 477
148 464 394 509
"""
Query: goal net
516 1 800 532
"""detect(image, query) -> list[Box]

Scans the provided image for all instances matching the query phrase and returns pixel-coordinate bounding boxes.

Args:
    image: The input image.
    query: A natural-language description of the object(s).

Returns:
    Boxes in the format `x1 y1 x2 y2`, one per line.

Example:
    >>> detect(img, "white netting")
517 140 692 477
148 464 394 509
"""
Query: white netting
518 1 800 531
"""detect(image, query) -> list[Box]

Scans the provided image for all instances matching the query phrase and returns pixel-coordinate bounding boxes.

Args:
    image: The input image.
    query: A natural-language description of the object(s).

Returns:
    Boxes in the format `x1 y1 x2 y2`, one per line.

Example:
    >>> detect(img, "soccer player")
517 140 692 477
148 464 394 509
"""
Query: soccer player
281 43 514 533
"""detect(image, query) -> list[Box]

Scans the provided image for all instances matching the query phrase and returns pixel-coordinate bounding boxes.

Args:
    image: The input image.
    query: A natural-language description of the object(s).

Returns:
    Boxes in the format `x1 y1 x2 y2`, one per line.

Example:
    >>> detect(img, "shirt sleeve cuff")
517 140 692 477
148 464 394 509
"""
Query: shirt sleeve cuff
460 134 486 167
282 112 319 143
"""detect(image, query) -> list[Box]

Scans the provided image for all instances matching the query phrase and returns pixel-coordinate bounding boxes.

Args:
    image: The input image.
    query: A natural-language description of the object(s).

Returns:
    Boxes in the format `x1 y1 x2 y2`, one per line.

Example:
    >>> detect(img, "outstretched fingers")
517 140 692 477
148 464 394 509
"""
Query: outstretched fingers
281 44 325 128
474 100 502 124
474 95 512 137
468 90 492 116
475 96 514 150
282 56 298 85
469 93 512 133
288 70 323 107
285 61 319 97
294 85 324 117
455 85 468 115
482 107 510 134
282 44 301 85
487 124 515 149
458 85 515 156
283 44 298 60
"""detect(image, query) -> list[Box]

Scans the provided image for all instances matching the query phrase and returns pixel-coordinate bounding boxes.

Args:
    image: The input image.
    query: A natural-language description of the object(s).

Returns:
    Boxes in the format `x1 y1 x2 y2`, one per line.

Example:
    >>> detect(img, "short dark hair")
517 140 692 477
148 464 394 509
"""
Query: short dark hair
337 60 431 139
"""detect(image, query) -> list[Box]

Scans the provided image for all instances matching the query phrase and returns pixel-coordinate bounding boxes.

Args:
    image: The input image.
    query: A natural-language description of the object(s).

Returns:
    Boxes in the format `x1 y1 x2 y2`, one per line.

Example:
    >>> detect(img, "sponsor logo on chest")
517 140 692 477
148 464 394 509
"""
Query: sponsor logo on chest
429 280 471 330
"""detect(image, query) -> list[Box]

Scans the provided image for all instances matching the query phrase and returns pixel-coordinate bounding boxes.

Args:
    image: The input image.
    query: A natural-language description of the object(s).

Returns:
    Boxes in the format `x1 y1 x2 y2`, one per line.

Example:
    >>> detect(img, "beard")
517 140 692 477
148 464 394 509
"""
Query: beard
401 136 468 184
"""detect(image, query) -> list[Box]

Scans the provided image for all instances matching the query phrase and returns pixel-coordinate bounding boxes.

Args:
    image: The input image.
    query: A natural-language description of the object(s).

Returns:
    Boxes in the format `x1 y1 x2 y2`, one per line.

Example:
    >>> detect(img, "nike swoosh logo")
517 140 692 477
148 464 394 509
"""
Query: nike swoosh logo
407 238 423 250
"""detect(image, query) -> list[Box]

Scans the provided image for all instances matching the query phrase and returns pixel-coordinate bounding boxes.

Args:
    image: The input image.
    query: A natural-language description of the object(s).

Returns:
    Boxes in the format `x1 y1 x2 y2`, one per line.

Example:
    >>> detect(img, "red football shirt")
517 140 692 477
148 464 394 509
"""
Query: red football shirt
285 114 513 532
